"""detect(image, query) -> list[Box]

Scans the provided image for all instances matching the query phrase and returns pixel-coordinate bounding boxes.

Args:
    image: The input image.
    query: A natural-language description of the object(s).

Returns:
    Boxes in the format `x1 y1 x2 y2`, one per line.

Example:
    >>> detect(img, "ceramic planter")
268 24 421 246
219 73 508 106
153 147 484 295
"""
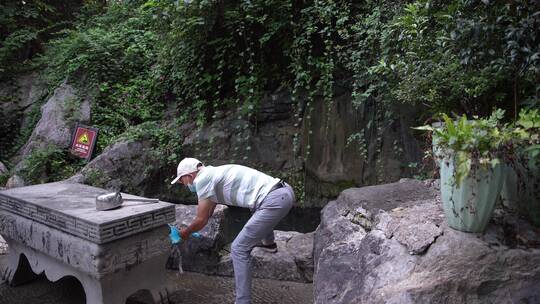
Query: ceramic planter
440 154 503 233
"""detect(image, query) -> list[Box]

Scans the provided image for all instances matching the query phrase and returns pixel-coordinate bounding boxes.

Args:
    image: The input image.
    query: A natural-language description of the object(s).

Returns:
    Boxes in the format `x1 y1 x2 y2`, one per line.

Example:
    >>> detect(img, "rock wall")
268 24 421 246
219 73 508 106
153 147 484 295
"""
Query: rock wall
1 74 423 207
0 75 96 187
15 81 91 164
181 89 423 207
303 92 423 206
181 89 299 173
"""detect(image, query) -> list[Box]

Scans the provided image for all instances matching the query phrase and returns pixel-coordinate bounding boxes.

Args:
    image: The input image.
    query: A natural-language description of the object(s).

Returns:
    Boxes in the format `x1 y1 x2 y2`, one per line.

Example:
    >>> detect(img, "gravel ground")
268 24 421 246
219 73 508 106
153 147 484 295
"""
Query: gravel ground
0 254 313 304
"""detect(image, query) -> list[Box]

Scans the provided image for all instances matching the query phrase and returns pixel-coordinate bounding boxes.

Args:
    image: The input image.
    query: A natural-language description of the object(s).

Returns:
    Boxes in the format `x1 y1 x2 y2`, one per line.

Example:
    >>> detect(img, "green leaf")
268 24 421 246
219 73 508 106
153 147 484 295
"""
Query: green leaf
455 151 471 187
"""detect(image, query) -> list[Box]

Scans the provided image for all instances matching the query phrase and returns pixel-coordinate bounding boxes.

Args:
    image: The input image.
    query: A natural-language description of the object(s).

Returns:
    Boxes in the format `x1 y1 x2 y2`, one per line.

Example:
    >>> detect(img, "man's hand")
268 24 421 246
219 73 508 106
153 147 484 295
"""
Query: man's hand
180 228 190 241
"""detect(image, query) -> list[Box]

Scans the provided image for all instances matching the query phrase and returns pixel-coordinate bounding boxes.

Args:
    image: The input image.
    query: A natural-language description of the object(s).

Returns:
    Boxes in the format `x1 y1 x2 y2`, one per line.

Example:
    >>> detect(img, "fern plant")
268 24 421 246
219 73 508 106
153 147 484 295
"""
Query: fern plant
415 109 508 186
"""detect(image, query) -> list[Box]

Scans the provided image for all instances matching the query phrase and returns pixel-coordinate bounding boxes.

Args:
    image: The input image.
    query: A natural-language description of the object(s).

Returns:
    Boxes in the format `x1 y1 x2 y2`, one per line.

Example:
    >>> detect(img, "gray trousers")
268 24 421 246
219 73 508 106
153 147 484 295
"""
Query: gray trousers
231 184 295 304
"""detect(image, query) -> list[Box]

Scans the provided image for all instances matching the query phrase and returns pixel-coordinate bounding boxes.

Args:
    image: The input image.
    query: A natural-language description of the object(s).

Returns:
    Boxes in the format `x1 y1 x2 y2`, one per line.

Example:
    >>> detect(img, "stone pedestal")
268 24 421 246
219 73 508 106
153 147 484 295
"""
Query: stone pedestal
0 182 176 304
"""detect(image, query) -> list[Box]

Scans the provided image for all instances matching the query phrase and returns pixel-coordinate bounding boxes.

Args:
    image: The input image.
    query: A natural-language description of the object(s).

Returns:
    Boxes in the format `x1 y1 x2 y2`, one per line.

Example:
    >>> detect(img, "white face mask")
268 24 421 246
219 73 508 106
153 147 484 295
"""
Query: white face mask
185 174 196 193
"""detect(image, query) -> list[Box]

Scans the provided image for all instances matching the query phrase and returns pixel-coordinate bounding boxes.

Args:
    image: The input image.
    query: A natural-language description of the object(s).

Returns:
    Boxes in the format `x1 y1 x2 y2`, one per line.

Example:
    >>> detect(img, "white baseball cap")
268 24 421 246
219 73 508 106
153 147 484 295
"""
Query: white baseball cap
170 157 203 184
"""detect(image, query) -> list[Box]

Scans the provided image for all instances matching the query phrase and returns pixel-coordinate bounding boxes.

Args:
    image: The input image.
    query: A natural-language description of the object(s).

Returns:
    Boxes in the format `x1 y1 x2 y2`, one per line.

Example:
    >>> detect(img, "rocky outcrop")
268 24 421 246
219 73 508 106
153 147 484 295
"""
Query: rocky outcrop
91 88 421 208
314 179 540 304
216 231 314 283
3 74 423 208
69 139 160 195
5 175 24 189
171 204 231 274
16 81 91 164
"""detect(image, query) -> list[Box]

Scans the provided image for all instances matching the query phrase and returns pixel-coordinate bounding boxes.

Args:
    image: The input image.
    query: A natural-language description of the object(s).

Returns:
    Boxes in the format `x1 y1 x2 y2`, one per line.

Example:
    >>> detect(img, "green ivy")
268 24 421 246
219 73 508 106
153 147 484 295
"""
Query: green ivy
513 108 540 169
0 0 87 80
6 0 537 192
372 0 539 117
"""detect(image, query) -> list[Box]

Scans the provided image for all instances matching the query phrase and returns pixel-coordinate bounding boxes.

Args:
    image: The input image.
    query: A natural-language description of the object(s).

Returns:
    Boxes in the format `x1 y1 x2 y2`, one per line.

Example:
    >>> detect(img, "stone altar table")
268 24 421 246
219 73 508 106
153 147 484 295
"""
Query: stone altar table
0 182 176 304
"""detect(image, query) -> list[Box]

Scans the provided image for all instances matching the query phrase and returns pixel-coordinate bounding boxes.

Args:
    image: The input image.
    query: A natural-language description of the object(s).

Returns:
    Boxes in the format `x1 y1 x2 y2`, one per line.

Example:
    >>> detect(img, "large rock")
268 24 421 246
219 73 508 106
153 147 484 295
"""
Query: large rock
13 81 91 169
5 175 24 189
216 231 314 283
0 162 7 175
314 179 540 304
171 204 231 274
68 131 196 203
69 138 169 199
313 178 438 268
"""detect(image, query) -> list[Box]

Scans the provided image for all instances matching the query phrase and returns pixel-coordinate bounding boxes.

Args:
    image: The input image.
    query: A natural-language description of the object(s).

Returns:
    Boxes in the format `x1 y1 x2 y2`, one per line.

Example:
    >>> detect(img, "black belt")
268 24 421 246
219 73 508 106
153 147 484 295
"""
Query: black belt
252 180 287 212
269 180 286 192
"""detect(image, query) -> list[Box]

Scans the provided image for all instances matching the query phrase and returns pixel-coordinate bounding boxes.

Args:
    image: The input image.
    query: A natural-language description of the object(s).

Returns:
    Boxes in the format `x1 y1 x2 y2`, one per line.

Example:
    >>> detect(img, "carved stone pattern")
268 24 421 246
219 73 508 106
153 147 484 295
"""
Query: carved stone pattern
98 210 175 244
0 194 175 244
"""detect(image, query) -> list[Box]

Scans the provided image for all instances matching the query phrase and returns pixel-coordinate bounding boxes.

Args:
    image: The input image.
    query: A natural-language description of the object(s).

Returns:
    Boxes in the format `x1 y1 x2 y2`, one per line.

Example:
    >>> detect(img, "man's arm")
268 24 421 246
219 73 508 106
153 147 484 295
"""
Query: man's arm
180 198 216 240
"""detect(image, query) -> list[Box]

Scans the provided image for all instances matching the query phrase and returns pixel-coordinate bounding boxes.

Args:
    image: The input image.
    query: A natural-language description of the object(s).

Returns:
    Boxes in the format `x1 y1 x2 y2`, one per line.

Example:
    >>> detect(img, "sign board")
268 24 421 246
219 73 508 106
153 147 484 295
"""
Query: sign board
70 123 98 160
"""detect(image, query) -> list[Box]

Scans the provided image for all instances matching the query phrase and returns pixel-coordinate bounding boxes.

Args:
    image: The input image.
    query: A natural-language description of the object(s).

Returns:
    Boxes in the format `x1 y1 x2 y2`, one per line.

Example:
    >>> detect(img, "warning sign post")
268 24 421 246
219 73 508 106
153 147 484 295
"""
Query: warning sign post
70 123 98 160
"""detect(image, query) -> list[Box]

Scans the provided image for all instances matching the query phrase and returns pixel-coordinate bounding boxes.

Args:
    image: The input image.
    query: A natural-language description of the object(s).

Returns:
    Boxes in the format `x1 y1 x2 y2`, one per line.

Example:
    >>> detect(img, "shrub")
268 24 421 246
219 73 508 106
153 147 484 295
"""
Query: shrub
19 145 85 184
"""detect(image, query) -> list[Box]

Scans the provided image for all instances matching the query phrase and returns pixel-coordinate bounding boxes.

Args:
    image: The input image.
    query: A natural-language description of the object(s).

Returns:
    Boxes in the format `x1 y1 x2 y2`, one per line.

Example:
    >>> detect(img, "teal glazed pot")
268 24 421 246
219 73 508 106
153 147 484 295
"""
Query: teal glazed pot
440 155 503 233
